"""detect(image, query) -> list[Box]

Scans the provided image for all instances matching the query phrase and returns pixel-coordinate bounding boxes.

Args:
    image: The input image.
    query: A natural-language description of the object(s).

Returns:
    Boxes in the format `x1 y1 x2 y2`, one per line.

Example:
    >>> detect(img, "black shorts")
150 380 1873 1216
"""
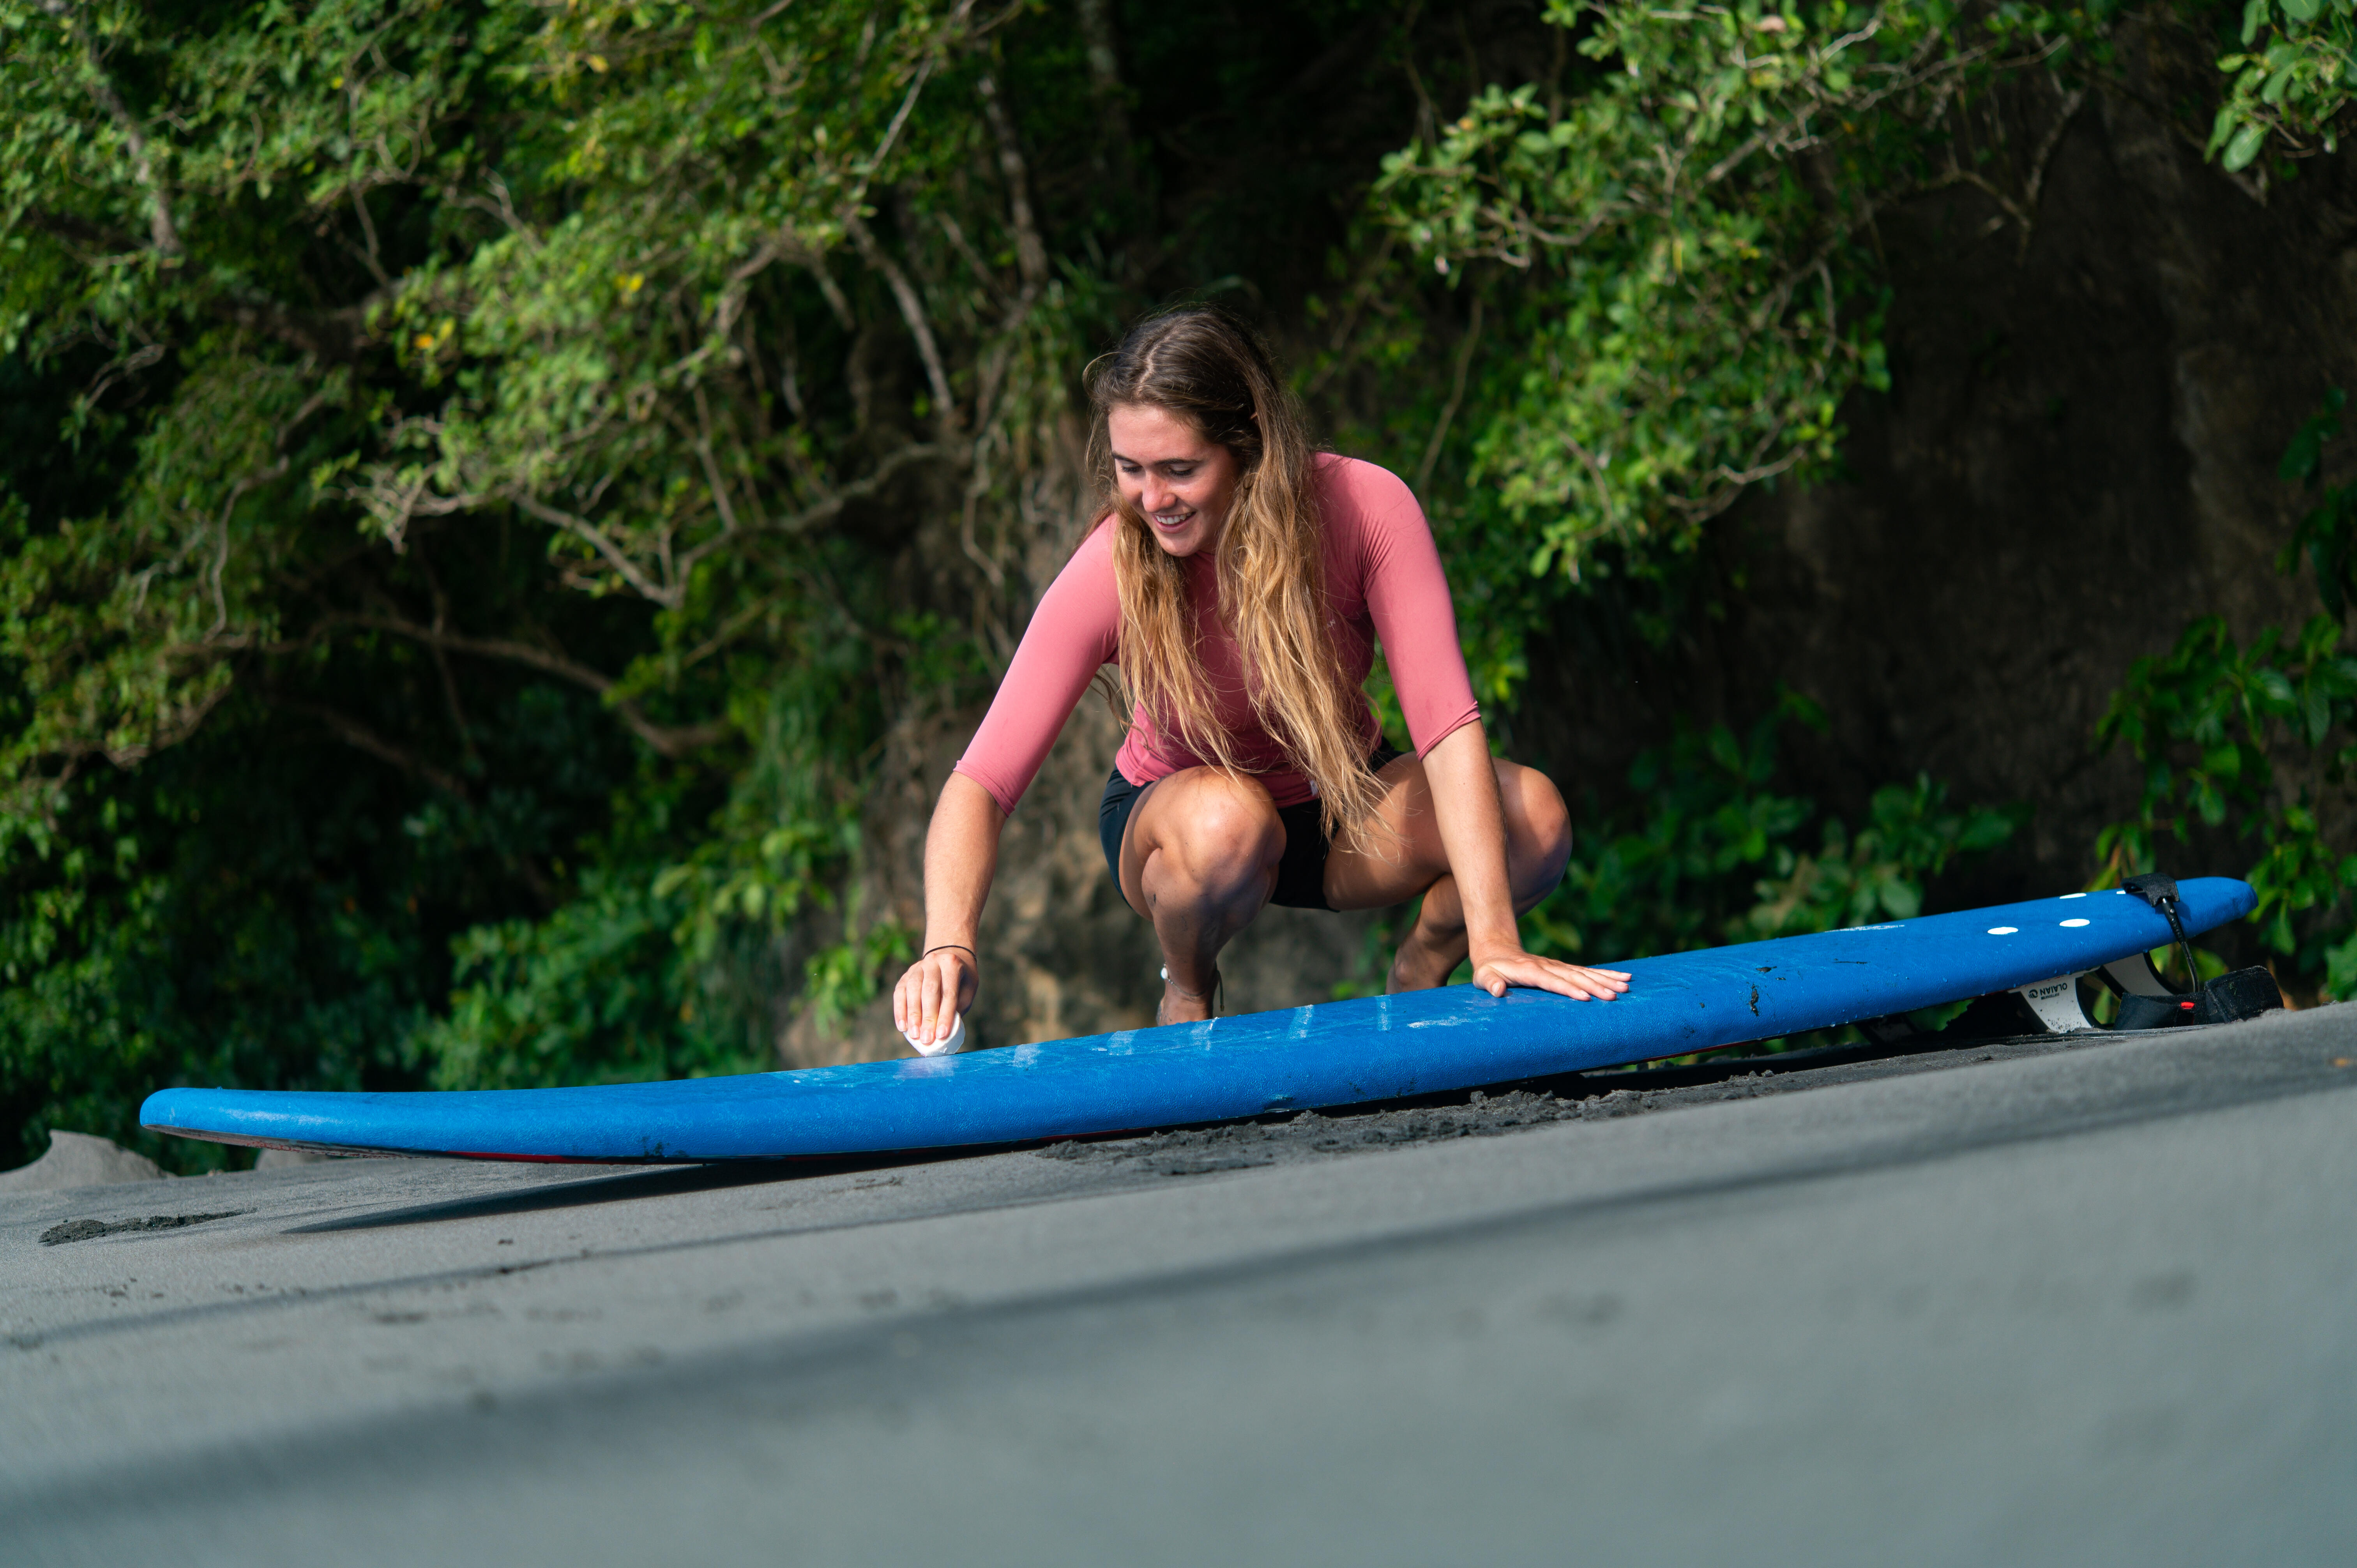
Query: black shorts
1098 745 1403 914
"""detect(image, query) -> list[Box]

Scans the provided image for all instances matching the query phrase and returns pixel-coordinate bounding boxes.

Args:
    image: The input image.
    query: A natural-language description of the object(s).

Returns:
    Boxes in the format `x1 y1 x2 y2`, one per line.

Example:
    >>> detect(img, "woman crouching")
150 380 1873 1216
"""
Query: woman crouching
895 306 1628 1048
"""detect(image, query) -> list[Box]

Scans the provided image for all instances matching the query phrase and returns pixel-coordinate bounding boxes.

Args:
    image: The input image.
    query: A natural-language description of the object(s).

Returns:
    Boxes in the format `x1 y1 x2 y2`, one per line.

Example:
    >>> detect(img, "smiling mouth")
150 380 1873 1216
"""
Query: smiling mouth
1151 510 1193 528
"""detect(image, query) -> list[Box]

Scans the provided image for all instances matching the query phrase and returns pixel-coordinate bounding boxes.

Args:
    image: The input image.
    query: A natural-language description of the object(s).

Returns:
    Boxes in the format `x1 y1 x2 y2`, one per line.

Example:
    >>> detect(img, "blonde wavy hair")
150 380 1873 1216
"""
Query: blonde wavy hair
1085 307 1383 843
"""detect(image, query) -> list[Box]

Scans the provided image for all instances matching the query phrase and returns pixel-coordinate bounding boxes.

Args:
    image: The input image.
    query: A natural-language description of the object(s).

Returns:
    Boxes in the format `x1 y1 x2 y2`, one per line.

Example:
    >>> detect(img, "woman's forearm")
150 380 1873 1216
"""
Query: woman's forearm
895 772 1006 1048
1421 720 1521 962
923 772 1005 951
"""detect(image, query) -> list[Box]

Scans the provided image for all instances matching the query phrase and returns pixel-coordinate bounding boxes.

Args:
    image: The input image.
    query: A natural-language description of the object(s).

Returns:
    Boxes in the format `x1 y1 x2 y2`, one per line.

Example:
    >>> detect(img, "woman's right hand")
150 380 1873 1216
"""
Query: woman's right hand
893 945 979 1052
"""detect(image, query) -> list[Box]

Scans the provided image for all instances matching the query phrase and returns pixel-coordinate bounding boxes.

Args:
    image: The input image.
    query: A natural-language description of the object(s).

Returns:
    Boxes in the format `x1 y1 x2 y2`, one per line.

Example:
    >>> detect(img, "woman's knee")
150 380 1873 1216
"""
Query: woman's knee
1499 762 1573 888
1159 773 1284 892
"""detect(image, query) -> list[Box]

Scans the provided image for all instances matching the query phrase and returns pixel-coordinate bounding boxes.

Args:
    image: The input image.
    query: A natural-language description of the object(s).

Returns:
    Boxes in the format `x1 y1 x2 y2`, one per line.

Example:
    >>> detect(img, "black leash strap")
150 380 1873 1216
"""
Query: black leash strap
2120 873 2202 993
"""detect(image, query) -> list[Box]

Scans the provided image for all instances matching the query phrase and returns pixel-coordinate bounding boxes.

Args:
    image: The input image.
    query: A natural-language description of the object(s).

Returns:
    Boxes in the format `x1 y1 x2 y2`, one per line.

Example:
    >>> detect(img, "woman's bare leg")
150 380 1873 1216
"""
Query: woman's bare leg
1118 767 1286 1023
1323 753 1573 992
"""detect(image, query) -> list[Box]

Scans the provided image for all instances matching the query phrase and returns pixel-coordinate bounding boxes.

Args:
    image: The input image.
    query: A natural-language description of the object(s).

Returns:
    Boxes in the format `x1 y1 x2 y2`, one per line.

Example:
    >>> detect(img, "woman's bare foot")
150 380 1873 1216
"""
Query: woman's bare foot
1156 967 1221 1025
1387 924 1467 992
1388 890 1470 992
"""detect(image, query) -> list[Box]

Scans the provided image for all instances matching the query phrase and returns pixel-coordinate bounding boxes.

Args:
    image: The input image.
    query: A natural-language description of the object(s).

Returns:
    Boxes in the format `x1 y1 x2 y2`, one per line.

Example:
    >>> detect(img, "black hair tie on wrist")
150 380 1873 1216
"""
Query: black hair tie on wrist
924 944 976 961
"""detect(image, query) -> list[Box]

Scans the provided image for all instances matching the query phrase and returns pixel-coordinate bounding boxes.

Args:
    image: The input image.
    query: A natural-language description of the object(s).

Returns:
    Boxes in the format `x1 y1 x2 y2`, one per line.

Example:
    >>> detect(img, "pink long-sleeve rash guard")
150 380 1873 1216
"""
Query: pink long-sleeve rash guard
951 454 1482 816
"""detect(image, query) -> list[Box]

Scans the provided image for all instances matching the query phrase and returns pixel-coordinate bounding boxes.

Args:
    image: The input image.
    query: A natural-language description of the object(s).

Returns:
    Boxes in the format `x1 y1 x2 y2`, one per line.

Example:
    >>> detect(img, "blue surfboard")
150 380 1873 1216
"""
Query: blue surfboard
141 879 2255 1162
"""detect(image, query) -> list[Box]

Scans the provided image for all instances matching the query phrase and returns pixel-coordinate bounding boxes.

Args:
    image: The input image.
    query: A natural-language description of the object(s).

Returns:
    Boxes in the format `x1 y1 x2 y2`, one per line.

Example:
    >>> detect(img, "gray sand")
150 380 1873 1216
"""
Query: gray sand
4 1008 2355 1565
0 1131 167 1194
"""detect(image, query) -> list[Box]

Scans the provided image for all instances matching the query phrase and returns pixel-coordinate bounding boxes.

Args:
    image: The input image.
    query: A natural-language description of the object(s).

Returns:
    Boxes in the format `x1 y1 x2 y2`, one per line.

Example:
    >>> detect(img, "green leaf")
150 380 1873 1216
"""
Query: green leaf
2276 388 2344 482
2224 122 2271 170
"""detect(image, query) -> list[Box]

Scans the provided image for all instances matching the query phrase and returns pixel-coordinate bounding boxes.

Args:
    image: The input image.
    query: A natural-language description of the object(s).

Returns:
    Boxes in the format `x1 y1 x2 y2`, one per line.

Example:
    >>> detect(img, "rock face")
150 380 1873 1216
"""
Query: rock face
0 1131 168 1194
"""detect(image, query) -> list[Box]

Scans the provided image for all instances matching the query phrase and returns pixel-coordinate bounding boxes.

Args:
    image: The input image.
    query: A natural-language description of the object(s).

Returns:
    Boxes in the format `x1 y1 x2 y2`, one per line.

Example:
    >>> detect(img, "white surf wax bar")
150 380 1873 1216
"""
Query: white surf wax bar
906 1013 969 1057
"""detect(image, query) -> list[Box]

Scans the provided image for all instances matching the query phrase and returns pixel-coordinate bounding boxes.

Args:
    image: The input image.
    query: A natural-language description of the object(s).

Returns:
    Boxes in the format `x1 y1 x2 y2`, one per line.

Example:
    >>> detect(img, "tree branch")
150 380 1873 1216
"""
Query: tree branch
341 614 730 758
509 493 684 608
1074 0 1134 160
96 677 236 769
775 442 949 536
215 293 372 360
673 440 950 583
795 244 857 330
283 700 472 798
687 390 753 542
348 187 392 290
975 71 1049 288
844 211 959 431
935 211 1012 308
1417 294 1484 494
2007 81 2087 261
15 204 137 256
25 211 378 361
48 0 184 257
847 0 981 207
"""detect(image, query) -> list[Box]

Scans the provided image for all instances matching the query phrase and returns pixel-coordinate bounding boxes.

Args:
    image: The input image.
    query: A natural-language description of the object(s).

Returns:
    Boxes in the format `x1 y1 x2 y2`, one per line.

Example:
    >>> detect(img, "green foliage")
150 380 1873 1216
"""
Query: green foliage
1744 774 2024 935
2093 389 2357 993
1336 0 2130 726
0 684 581 1165
1368 1 2117 583
801 917 916 1034
418 865 767 1093
2210 0 2357 170
1527 690 2020 966
2277 387 2357 615
0 0 1104 1148
1377 2 1879 577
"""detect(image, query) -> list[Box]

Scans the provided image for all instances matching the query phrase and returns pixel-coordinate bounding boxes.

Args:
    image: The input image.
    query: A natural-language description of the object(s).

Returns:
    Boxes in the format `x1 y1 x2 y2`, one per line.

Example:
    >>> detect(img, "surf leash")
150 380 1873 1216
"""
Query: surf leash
2120 874 2202 990
2117 872 2283 1028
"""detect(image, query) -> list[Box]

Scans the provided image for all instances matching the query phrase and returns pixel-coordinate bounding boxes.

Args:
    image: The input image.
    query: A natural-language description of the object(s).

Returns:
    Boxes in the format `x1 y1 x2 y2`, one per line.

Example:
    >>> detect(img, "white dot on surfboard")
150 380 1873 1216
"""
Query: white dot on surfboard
1987 926 2018 935
2061 892 2087 899
2060 918 2091 928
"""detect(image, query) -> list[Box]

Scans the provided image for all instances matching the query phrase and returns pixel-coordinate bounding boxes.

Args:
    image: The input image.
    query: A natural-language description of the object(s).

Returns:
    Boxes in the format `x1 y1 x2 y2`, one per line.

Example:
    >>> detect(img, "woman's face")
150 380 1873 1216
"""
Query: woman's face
1107 402 1241 559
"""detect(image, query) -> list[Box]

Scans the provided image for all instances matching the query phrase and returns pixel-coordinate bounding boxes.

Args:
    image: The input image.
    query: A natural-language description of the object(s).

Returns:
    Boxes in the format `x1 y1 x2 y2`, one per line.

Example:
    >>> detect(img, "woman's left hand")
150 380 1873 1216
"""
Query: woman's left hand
1468 946 1631 1002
